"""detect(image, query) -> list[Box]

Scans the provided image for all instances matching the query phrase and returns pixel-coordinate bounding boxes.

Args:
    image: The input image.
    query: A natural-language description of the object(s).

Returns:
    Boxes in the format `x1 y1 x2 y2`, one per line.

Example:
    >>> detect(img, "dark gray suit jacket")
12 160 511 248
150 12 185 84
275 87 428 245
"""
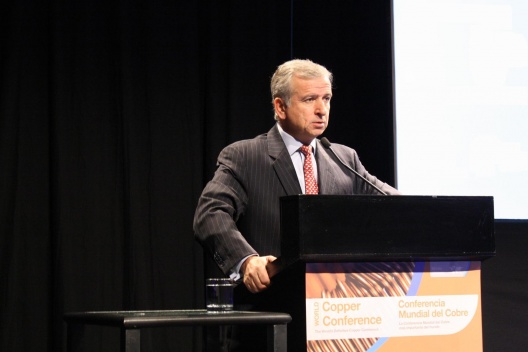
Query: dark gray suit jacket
193 124 399 275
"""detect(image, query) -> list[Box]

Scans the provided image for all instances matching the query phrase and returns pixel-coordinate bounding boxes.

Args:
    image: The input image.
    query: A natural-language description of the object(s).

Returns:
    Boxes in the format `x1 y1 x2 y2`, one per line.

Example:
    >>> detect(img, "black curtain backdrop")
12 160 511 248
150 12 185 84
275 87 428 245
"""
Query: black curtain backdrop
1 1 393 350
2 0 526 351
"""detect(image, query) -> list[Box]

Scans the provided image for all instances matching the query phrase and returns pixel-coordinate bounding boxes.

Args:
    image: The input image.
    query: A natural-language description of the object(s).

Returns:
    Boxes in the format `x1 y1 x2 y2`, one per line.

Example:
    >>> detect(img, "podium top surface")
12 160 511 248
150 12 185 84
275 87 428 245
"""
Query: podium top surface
279 195 495 264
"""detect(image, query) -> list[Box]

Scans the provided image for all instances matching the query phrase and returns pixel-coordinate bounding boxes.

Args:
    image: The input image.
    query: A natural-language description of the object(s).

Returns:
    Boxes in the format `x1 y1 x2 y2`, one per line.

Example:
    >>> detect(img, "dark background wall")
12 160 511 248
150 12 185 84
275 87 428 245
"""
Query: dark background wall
0 0 526 351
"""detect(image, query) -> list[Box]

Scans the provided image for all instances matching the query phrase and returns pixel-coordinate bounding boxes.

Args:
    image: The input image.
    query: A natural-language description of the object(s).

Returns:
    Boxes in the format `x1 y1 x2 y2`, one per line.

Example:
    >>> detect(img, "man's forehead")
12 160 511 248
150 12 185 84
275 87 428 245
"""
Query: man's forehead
291 75 332 93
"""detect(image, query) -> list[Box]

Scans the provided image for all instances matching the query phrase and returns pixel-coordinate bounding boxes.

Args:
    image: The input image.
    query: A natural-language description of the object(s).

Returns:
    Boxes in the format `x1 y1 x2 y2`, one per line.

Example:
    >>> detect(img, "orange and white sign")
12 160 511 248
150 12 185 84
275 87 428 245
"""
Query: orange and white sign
305 261 483 352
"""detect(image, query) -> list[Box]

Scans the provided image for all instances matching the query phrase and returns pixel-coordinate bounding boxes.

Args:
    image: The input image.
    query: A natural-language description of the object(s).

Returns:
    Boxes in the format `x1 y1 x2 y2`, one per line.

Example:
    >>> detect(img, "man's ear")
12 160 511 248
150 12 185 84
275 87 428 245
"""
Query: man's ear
273 97 287 120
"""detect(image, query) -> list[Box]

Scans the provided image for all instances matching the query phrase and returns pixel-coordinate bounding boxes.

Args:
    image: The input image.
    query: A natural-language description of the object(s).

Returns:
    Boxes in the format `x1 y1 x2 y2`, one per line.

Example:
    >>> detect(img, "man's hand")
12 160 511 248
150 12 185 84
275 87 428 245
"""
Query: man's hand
241 255 277 293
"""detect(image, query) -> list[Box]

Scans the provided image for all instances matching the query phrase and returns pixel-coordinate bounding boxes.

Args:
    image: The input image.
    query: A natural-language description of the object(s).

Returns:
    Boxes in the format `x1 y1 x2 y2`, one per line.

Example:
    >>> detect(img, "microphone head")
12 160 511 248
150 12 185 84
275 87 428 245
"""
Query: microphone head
320 137 332 148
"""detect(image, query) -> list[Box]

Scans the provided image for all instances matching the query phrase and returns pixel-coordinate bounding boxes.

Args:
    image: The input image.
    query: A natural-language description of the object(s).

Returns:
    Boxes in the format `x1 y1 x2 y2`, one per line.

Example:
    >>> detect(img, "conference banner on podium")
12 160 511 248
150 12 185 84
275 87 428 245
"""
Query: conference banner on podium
305 261 483 352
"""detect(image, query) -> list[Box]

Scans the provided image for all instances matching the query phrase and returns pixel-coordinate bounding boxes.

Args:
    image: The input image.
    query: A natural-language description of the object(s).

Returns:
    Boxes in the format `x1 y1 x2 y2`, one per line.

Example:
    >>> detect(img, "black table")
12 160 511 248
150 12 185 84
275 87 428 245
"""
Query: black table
64 310 292 352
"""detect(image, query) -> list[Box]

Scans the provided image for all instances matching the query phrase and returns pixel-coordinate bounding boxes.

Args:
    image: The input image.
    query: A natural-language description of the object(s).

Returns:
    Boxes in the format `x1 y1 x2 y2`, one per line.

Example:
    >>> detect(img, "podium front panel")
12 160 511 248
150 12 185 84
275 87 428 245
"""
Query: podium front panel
305 261 483 352
275 195 493 351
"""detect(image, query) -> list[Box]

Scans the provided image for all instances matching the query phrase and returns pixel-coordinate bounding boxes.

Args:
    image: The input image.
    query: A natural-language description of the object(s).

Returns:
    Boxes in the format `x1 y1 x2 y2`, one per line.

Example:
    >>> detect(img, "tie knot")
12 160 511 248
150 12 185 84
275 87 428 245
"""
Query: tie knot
300 145 312 156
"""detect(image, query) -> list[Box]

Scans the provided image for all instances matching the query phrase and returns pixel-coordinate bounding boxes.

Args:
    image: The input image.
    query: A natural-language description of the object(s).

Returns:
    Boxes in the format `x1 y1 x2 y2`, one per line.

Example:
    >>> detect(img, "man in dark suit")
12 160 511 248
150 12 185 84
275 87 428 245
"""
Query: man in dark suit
194 59 399 296
194 59 399 350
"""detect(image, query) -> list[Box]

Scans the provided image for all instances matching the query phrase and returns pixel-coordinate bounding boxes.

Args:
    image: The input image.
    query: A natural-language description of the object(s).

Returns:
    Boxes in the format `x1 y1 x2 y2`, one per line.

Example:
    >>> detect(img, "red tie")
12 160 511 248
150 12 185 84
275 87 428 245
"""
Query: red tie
300 145 319 194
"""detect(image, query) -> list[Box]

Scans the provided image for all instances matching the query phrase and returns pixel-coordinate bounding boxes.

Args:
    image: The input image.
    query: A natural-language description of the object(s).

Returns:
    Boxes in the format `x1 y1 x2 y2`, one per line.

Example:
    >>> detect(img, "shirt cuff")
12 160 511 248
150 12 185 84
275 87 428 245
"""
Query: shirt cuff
229 254 256 282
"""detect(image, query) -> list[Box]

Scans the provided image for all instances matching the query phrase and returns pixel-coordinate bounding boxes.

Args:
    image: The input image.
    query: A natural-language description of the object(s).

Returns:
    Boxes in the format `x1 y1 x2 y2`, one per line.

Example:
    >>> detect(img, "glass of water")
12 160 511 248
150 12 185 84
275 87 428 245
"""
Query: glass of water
206 278 234 312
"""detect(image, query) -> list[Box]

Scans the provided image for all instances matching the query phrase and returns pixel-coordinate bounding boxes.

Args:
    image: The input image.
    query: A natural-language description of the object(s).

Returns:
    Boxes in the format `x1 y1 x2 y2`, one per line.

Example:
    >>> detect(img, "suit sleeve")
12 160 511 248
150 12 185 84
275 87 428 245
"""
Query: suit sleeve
193 143 259 275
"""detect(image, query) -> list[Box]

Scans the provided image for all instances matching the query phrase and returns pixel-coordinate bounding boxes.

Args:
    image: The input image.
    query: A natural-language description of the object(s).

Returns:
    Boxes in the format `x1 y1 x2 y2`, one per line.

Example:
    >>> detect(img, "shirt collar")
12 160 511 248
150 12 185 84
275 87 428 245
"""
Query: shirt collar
276 123 317 156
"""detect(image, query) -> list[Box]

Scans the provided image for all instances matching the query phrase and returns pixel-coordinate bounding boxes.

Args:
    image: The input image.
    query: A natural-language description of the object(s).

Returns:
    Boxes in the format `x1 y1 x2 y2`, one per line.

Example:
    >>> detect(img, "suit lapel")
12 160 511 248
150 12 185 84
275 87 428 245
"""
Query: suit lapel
315 139 337 194
267 126 302 195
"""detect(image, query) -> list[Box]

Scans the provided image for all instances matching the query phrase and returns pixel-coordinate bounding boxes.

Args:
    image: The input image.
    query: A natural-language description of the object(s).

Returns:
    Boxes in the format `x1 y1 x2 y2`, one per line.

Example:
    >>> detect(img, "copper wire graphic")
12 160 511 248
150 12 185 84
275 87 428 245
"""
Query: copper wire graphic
307 262 415 352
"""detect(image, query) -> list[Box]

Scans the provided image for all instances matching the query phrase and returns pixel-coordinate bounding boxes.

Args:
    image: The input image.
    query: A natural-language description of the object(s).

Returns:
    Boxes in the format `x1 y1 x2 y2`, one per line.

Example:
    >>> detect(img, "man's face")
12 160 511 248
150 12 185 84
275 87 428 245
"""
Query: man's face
275 75 332 145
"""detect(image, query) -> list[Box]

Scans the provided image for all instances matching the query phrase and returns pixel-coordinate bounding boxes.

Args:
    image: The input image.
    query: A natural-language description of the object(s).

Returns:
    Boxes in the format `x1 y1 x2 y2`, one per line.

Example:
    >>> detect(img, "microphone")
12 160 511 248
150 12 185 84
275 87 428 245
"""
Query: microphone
320 137 387 195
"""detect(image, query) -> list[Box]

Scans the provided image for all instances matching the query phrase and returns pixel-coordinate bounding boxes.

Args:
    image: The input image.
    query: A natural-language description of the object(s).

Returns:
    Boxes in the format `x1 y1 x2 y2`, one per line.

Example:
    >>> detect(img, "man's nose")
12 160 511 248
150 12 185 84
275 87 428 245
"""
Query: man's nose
315 99 328 116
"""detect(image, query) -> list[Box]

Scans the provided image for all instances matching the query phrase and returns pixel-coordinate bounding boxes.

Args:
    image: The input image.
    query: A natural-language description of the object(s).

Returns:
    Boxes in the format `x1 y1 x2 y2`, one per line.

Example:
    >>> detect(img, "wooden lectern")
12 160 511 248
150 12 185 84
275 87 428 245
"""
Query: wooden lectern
270 195 495 352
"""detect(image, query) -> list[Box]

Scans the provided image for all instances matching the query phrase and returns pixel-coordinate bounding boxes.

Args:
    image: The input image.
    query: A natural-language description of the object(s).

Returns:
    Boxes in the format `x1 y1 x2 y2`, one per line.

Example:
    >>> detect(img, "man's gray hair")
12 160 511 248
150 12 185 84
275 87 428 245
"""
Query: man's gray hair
271 59 333 120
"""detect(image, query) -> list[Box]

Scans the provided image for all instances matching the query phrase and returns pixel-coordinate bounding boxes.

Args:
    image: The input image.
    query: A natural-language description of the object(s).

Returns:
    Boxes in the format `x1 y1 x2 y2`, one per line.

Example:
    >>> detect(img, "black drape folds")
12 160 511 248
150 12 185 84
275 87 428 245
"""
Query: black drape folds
1 1 53 351
1 1 397 351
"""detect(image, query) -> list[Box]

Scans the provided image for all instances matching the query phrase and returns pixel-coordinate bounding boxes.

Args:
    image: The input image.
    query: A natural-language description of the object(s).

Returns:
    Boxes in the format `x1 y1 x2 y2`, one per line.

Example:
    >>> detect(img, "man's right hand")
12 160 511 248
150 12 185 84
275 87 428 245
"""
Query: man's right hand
241 255 277 293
